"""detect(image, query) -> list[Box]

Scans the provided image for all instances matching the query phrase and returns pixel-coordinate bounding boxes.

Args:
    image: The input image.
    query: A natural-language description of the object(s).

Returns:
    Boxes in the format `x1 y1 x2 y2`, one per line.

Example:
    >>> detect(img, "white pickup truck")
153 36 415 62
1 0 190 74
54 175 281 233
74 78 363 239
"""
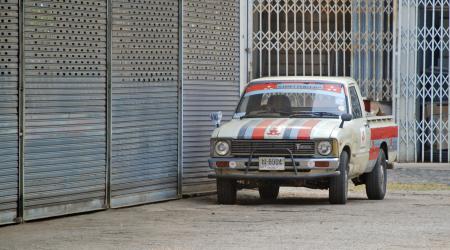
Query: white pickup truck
209 77 398 205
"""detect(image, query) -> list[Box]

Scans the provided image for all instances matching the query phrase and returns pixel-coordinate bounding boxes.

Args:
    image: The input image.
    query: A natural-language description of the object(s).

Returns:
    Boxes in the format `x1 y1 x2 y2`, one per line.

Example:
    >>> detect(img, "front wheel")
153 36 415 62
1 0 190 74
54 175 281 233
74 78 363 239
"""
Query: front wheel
216 178 237 204
329 151 349 204
365 149 387 200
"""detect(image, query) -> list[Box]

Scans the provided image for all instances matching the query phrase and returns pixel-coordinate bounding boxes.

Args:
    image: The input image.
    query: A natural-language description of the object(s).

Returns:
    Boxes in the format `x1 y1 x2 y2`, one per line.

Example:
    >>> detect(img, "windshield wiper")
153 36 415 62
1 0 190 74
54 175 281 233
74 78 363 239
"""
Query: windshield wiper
240 114 260 119
240 111 289 119
289 113 314 118
289 112 339 118
310 112 339 117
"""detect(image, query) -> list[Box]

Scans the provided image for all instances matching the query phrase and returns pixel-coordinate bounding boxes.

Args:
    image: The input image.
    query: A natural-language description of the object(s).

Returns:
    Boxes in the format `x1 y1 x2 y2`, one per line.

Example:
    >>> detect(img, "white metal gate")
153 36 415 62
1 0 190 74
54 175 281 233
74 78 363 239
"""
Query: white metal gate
251 0 449 163
396 0 449 163
352 0 394 101
250 0 394 102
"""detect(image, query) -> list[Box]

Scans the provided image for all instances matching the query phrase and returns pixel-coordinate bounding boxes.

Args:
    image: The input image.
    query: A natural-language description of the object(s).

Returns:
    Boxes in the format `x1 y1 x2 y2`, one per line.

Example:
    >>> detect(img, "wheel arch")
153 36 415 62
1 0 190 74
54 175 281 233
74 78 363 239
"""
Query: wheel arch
341 145 351 160
380 141 388 160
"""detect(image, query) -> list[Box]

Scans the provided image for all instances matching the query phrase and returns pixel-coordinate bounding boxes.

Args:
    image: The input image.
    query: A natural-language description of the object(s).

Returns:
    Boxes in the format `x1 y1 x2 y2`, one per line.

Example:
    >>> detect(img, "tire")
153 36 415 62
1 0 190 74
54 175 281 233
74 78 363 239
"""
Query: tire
216 178 237 204
258 183 280 201
329 151 349 204
365 149 387 200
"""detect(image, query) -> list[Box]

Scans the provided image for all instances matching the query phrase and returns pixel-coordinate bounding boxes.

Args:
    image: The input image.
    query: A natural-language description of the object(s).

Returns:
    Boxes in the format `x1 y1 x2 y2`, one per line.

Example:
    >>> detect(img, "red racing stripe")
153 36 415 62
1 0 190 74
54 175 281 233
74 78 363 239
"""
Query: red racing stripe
371 126 398 140
297 120 321 140
252 120 276 139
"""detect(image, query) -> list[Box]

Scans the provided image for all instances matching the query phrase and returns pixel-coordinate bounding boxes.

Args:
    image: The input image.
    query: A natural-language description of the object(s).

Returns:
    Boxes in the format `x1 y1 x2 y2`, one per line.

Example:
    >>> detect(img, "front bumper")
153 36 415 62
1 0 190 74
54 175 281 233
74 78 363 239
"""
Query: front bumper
209 171 340 180
208 157 340 180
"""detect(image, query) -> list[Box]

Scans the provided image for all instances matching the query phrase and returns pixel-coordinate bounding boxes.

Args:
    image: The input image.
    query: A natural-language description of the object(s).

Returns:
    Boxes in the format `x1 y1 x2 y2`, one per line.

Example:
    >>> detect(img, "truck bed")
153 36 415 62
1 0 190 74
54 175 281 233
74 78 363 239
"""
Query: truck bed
366 115 398 164
366 115 394 126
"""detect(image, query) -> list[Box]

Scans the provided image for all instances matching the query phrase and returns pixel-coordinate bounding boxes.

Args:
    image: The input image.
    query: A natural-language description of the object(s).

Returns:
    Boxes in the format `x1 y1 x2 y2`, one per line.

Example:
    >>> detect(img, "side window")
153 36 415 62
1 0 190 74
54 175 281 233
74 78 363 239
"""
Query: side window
349 87 363 119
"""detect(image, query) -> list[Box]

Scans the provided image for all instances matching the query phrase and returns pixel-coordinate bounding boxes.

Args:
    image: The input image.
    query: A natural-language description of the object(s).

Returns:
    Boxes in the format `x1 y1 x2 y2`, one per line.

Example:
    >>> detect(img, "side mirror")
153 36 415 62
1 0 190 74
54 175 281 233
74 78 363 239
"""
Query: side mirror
210 111 223 128
339 113 353 128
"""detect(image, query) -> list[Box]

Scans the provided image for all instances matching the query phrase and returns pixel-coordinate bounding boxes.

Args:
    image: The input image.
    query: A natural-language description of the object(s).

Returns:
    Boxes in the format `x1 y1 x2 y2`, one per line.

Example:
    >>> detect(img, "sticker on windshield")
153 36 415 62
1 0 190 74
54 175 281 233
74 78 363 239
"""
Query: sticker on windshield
246 82 344 95
245 83 278 93
338 105 346 112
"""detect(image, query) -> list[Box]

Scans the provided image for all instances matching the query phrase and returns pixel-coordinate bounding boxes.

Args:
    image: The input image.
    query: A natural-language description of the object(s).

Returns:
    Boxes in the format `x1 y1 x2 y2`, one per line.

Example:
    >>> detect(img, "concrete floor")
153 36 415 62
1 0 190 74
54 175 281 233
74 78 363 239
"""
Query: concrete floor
1 168 450 250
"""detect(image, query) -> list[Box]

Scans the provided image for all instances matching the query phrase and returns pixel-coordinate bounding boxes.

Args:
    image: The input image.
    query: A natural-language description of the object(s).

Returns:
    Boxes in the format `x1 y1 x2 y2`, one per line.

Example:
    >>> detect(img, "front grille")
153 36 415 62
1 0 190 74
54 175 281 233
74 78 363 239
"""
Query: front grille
231 140 316 156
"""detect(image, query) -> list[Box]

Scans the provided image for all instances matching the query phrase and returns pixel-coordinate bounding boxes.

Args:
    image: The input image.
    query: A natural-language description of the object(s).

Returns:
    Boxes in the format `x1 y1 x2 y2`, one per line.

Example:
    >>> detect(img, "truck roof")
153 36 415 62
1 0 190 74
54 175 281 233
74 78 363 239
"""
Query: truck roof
249 76 356 87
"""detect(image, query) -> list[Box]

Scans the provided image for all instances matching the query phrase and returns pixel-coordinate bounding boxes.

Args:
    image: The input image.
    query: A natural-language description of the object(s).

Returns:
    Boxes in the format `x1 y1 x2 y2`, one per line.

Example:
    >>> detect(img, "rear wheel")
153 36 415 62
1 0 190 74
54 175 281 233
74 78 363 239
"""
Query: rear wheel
258 183 280 201
365 149 387 200
216 178 237 204
329 151 349 204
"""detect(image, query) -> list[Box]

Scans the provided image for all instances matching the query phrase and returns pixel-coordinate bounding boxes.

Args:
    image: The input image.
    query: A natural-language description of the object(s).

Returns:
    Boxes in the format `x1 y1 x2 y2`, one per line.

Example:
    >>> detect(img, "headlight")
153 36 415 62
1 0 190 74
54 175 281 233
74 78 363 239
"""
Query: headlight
317 141 332 156
215 140 230 156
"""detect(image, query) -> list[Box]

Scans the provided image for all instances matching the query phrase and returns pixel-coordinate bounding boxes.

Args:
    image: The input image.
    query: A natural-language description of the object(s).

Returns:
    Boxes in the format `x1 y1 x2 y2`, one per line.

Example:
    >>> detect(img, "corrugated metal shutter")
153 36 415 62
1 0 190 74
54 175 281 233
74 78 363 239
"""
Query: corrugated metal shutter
110 0 179 207
23 0 107 220
182 0 241 194
0 0 19 225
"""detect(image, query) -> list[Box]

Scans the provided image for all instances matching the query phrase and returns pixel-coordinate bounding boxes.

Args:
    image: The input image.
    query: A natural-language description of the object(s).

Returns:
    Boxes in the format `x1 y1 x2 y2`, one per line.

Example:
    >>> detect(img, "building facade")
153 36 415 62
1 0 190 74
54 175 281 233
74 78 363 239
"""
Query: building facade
0 0 241 225
0 0 449 225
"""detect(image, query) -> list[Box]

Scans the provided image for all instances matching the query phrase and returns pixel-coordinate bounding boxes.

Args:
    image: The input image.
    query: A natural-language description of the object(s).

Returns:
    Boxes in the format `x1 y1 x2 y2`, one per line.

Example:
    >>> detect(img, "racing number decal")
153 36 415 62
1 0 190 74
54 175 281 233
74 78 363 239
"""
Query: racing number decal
360 127 367 147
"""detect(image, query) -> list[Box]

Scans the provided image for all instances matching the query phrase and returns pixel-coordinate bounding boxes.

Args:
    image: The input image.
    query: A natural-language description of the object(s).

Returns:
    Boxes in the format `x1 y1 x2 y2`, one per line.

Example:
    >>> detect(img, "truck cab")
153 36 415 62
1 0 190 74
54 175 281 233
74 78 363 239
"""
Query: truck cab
209 77 398 204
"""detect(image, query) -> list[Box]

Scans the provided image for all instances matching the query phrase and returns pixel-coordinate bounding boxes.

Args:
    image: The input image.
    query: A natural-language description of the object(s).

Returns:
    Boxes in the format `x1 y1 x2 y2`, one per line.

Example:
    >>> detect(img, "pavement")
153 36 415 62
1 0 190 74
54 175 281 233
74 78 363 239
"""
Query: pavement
0 165 449 250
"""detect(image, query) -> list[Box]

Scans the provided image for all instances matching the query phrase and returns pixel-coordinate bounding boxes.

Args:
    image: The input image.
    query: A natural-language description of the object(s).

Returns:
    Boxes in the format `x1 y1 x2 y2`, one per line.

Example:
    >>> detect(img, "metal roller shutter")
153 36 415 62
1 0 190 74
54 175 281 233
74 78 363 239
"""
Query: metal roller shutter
23 0 107 220
110 0 179 207
0 0 19 225
182 0 240 194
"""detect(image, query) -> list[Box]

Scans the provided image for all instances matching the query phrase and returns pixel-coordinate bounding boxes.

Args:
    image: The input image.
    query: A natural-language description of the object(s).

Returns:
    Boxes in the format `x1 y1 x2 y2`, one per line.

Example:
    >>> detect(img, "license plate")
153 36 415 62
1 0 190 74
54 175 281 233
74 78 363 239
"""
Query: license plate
259 157 285 171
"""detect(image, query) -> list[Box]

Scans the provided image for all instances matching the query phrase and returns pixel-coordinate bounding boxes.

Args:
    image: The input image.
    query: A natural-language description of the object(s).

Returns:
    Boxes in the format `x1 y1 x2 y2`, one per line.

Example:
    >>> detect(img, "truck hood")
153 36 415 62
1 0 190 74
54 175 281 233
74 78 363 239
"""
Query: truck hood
214 118 341 140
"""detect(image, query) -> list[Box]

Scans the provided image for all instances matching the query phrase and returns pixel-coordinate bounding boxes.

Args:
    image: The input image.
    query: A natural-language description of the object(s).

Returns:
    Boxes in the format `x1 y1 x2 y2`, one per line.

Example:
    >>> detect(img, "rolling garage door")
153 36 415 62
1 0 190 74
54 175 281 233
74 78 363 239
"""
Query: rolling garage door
0 0 19 225
23 0 107 220
182 0 240 194
110 0 179 207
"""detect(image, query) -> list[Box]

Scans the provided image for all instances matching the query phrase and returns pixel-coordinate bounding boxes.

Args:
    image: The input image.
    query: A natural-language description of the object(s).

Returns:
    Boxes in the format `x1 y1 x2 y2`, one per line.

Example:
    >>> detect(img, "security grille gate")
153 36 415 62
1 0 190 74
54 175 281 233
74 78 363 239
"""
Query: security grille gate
23 0 107 220
352 0 394 101
0 0 19 225
251 0 394 101
182 0 241 194
396 0 449 163
111 0 179 207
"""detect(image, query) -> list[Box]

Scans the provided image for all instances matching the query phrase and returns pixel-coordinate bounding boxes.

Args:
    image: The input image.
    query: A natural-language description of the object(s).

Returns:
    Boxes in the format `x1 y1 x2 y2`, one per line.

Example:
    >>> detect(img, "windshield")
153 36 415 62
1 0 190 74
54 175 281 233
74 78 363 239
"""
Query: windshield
235 82 348 119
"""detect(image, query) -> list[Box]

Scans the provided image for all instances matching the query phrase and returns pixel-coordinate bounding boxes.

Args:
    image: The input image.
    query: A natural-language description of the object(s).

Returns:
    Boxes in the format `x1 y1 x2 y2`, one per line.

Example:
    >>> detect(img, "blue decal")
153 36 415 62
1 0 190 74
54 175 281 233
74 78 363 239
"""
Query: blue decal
237 119 261 139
